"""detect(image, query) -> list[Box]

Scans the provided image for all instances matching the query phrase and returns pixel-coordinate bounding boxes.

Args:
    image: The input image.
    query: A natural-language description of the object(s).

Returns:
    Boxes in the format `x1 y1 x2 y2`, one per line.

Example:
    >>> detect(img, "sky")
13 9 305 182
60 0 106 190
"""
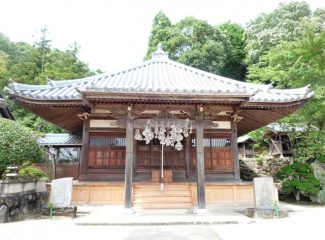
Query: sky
1 0 325 73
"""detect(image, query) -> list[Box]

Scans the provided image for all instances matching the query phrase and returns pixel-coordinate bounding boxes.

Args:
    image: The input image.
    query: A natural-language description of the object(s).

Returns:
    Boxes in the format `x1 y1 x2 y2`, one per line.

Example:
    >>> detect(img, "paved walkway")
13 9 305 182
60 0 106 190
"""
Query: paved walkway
0 203 324 240
74 204 254 226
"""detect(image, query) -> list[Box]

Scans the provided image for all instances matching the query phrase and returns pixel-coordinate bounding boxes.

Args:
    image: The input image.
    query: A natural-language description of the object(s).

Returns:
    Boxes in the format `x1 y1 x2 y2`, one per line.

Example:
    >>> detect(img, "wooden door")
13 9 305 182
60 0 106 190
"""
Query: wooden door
88 133 126 170
192 135 233 174
136 139 186 171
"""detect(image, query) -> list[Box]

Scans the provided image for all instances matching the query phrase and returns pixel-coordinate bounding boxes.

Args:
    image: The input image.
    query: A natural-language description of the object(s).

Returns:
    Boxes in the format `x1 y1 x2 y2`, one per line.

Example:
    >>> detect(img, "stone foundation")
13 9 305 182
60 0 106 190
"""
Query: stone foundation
245 208 288 218
42 206 77 218
240 157 292 181
0 179 48 223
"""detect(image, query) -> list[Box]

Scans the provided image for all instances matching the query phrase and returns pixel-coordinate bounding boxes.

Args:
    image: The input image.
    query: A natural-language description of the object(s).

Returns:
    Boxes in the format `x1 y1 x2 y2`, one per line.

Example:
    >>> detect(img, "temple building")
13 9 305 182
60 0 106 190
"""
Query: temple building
7 45 312 209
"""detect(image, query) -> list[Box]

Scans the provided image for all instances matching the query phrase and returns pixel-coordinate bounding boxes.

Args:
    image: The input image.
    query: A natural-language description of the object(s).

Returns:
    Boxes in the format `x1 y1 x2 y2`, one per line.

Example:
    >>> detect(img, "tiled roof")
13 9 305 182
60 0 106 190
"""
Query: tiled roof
7 74 109 100
37 134 82 146
266 123 307 133
6 45 313 104
237 135 255 143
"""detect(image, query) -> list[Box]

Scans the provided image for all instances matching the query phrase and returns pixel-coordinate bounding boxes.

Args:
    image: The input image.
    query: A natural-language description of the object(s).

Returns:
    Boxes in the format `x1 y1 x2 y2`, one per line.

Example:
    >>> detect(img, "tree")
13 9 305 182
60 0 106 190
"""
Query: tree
291 126 325 163
146 11 173 58
9 44 44 84
0 50 9 90
245 1 312 66
0 118 43 177
145 12 246 79
219 22 247 80
44 46 91 80
247 24 325 129
0 31 94 133
276 161 321 201
0 33 16 62
34 26 51 74
247 20 325 169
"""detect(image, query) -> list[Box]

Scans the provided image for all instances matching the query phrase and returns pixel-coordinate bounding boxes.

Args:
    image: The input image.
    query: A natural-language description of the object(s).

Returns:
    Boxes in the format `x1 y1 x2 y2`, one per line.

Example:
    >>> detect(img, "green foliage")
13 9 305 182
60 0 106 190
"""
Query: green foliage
146 12 246 80
0 51 9 90
0 29 94 133
18 161 47 179
290 126 325 163
219 22 247 80
245 1 312 66
0 118 43 177
249 127 268 152
246 25 325 161
276 161 321 201
246 2 325 164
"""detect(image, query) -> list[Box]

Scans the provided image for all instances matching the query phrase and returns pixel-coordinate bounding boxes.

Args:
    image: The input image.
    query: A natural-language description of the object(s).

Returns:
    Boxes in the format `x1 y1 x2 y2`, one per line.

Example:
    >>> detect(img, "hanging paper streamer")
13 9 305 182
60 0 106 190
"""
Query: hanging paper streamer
134 119 192 151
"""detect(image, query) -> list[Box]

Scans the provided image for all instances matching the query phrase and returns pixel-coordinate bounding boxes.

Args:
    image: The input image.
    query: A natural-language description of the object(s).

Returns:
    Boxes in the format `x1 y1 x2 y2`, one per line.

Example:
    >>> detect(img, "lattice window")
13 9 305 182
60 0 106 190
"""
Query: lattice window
88 134 126 169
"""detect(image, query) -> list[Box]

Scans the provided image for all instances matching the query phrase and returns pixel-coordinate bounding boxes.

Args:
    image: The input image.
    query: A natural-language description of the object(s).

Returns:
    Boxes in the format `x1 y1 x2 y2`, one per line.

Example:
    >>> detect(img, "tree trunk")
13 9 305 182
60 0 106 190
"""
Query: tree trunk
294 190 300 201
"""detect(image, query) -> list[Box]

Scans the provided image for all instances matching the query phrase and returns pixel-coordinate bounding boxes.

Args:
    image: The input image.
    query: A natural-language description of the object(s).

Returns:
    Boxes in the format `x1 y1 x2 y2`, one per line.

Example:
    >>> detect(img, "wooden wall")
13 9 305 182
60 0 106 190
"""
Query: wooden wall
72 182 124 205
205 183 254 204
36 164 79 180
69 182 255 206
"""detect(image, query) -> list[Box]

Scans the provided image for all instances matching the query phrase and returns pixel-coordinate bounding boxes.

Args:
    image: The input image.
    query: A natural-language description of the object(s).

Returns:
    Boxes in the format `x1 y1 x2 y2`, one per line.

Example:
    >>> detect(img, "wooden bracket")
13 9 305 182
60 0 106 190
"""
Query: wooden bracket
127 104 133 119
77 112 90 120
231 105 243 122
196 104 204 120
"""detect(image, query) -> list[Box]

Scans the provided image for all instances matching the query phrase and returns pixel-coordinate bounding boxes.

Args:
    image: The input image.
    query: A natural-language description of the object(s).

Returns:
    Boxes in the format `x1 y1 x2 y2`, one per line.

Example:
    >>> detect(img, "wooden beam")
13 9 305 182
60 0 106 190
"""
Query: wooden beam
196 118 206 209
124 117 134 208
231 120 240 180
79 119 90 179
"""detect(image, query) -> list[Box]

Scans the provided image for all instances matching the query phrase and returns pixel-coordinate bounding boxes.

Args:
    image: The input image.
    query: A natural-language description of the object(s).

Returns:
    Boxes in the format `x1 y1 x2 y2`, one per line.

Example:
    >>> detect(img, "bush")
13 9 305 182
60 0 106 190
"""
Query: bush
18 164 47 179
0 118 43 177
276 161 321 201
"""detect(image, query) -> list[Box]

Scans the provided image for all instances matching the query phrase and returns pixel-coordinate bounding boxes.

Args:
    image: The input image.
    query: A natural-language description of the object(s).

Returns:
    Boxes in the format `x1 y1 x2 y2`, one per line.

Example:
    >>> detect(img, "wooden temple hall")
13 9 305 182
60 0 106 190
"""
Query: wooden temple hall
7 45 312 209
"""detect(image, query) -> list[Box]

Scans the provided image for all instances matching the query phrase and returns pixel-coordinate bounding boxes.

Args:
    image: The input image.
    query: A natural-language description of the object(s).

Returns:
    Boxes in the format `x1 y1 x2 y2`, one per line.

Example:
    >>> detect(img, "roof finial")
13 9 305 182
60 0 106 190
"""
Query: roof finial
152 43 169 60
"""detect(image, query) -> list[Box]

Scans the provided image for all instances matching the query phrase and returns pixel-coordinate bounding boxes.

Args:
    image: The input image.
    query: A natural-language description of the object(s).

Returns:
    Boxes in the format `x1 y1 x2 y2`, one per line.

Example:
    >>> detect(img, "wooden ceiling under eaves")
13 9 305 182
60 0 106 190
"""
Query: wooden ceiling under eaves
18 99 305 136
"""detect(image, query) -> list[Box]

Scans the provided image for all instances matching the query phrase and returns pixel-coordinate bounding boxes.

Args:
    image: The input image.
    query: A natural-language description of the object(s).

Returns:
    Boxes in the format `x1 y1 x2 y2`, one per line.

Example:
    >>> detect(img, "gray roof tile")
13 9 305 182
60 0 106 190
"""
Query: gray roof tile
37 134 82 146
6 47 312 104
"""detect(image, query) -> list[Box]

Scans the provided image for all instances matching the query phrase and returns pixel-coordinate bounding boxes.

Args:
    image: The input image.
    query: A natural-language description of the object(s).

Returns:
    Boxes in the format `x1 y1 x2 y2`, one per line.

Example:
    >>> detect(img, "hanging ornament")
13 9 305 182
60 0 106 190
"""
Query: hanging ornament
134 129 143 141
142 123 154 144
133 118 191 151
175 141 183 151
165 136 172 146
154 122 159 138
189 121 193 134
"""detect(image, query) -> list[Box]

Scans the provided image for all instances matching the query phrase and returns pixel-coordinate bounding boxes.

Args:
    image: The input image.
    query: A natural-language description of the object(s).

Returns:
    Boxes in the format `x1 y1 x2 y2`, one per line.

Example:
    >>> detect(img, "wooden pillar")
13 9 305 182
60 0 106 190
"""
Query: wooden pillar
243 143 246 159
196 119 206 209
279 134 284 157
124 117 134 208
132 135 137 180
185 134 192 179
79 118 90 179
231 120 240 180
55 148 60 179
